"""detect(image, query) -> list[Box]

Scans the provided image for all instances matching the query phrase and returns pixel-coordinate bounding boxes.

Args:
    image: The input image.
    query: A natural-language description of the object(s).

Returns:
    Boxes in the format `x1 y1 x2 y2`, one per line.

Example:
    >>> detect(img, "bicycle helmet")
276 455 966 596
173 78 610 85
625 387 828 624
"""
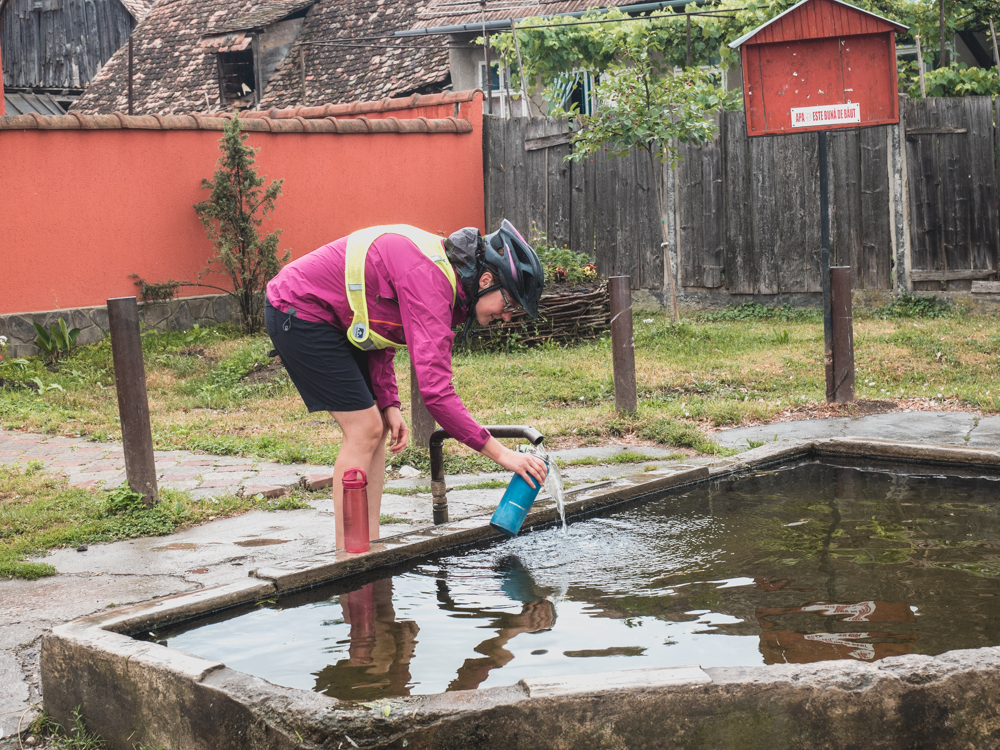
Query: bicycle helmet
482 220 544 319
445 220 544 334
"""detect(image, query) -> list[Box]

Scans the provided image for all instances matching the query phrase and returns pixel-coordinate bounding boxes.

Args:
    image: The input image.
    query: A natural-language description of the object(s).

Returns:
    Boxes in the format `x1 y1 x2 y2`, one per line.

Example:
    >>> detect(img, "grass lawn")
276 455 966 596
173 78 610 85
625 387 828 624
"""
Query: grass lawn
2 299 998 580
2 302 998 471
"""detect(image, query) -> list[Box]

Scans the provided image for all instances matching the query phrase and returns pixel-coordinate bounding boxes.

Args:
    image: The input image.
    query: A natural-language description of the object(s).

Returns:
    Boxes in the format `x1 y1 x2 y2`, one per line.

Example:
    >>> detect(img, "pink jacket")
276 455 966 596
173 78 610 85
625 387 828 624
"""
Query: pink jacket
266 231 492 451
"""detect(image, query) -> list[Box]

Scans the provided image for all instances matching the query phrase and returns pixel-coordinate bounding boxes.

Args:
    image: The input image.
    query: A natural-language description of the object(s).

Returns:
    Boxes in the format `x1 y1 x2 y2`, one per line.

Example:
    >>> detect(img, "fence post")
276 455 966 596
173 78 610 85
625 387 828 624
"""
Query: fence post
609 276 637 413
107 297 158 506
410 360 436 449
830 267 856 404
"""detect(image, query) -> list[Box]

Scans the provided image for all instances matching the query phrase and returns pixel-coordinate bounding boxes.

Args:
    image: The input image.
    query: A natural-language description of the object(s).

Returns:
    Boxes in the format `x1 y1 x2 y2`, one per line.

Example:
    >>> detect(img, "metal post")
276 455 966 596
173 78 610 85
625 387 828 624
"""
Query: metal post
819 132 834 403
429 425 543 525
107 297 158 506
830 266 855 403
127 36 134 116
609 276 637 413
409 359 436 450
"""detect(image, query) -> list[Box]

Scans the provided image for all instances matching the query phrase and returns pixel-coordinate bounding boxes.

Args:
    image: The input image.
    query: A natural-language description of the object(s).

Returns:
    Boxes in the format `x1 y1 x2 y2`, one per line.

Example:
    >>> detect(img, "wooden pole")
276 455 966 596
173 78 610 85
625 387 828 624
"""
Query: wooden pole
819 131 834 403
916 35 927 98
300 48 307 105
127 36 134 115
686 15 692 68
938 0 948 68
107 297 158 506
830 266 856 403
650 151 680 323
990 19 1000 82
410 359 437 450
511 24 530 116
609 276 637 413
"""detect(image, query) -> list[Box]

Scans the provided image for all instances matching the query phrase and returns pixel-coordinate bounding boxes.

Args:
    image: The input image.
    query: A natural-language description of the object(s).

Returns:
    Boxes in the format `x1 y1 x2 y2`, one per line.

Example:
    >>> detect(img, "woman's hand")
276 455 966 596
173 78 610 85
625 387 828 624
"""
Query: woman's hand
382 406 409 454
480 437 547 489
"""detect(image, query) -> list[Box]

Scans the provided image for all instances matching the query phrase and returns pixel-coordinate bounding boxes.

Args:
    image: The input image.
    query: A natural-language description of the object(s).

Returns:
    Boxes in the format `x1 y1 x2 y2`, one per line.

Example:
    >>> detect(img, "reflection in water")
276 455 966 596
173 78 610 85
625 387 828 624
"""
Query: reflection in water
313 580 420 700
154 459 1000 699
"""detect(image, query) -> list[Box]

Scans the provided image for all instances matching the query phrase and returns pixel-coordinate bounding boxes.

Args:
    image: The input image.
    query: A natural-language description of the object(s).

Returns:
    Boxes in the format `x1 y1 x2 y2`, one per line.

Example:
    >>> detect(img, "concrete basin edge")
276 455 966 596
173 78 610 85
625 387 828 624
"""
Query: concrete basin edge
40 439 1000 749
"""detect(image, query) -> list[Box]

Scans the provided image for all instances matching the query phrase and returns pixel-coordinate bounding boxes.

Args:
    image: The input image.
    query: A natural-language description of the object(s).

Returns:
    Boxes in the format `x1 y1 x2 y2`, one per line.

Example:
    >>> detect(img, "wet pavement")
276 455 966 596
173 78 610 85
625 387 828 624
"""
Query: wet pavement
2 412 1000 744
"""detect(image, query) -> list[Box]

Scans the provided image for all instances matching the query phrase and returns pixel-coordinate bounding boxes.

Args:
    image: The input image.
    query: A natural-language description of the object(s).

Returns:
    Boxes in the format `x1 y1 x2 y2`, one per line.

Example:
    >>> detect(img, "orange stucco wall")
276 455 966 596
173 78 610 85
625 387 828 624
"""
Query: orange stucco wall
0 99 484 315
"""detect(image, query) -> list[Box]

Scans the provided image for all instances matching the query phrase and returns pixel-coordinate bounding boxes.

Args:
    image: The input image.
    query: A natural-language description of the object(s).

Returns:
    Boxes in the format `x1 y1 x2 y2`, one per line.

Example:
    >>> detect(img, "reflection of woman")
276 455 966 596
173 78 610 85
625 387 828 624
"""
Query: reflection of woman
445 555 557 691
447 598 556 692
265 222 547 549
314 579 420 700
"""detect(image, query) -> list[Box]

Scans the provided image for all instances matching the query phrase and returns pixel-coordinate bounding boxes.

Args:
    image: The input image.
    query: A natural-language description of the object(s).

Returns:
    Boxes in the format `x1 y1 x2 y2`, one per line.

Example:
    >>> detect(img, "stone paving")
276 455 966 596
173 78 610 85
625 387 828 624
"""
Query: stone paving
0 430 330 499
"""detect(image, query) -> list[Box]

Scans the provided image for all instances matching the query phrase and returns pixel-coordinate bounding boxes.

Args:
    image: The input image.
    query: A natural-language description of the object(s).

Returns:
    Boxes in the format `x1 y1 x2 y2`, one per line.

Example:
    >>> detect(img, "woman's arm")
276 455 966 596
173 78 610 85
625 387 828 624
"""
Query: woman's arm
479 436 547 488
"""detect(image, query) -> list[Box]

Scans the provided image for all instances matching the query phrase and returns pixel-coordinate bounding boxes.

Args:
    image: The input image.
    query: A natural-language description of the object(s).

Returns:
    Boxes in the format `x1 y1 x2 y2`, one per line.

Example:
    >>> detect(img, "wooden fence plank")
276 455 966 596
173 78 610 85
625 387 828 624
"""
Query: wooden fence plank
859 126 892 289
570 154 596 258
723 111 754 293
773 132 809 293
703 127 724 288
524 119 549 241
638 150 663 290
594 148 618 279
904 97 940 274
941 98 971 275
967 96 998 273
678 140 704 287
547 142 573 247
750 135 778 294
485 115 506 232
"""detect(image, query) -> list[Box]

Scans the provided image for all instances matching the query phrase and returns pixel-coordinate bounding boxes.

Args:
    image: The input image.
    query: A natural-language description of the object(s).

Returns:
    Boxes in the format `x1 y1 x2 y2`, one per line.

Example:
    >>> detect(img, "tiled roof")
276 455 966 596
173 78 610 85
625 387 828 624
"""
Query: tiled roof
257 0 450 110
0 109 473 132
244 89 479 119
72 0 450 115
118 0 153 22
210 0 313 33
409 0 644 30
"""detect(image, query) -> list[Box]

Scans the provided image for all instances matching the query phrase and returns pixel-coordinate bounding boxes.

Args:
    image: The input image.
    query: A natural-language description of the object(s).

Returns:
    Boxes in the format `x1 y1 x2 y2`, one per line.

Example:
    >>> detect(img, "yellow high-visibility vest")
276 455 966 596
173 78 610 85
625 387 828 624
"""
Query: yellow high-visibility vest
345 225 458 351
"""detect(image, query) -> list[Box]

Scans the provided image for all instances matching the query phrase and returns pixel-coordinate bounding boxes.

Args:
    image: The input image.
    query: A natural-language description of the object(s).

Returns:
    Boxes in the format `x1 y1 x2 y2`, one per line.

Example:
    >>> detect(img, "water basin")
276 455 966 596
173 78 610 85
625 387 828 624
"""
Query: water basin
148 458 1000 701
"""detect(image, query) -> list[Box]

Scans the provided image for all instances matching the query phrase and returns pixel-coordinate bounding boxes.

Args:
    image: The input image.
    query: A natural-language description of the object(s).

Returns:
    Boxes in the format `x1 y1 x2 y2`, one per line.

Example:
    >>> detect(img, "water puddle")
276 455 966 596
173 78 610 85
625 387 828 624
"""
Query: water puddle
148 459 1000 701
233 538 290 548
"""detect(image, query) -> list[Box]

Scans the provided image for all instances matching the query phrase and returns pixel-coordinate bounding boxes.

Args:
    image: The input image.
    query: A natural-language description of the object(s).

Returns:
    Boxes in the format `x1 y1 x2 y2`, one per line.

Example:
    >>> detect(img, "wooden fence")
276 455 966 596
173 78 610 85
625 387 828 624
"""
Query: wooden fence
483 96 999 296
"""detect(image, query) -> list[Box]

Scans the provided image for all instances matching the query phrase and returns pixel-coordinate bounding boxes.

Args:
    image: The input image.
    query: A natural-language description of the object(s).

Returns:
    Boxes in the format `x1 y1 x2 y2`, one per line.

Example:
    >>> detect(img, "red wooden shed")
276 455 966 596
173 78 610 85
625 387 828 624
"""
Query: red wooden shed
729 0 907 137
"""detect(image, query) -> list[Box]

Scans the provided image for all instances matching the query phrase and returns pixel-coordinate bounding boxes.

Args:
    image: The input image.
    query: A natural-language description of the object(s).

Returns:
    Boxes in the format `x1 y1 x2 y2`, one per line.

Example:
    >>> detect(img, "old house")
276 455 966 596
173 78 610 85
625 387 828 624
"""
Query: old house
400 0 676 116
0 0 150 109
72 0 452 114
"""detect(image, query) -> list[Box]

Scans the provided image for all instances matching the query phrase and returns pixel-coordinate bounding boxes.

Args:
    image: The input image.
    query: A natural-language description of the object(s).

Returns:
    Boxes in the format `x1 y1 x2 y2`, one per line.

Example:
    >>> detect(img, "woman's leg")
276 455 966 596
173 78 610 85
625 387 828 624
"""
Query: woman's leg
330 405 387 550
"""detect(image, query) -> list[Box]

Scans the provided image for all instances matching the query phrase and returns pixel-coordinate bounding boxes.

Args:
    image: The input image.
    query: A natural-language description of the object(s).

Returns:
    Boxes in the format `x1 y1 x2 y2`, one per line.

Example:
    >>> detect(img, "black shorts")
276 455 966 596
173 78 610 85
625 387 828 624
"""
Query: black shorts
265 299 376 413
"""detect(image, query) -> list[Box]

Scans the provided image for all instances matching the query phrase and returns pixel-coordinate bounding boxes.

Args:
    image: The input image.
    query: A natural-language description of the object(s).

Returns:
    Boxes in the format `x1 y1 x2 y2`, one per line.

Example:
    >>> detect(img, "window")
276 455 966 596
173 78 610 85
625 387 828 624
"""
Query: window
218 50 256 103
478 61 510 92
553 71 596 115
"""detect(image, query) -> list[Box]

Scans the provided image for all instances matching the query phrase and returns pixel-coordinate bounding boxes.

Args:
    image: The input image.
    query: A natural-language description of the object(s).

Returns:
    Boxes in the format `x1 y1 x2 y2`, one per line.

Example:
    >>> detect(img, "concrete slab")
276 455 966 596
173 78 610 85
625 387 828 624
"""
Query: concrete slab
715 411 986 450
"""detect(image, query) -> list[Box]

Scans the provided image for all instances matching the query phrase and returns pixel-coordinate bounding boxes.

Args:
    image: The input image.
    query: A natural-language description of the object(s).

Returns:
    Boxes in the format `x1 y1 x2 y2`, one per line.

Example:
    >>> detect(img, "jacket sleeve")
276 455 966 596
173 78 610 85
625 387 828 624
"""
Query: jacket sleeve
368 349 400 412
394 266 491 451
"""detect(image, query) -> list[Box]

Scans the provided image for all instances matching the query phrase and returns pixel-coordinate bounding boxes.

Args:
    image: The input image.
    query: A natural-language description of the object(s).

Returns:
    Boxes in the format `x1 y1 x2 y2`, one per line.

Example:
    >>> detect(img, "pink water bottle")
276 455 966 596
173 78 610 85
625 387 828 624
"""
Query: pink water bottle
342 468 370 553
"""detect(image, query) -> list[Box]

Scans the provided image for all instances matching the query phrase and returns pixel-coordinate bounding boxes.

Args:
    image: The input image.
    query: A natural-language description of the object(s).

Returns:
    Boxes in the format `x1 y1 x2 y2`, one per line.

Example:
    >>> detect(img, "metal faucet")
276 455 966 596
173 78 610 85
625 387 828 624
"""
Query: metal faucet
429 425 544 525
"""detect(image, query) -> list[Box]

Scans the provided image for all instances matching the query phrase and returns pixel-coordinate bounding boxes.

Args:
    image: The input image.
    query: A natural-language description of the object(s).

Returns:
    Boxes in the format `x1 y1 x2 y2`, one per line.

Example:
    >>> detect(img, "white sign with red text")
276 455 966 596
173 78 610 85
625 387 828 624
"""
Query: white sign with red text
790 102 861 128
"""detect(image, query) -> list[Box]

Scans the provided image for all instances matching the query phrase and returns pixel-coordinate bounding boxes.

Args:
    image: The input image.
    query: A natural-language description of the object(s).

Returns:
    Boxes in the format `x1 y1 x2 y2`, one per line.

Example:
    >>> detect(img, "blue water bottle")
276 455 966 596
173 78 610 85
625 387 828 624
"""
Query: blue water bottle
490 465 546 537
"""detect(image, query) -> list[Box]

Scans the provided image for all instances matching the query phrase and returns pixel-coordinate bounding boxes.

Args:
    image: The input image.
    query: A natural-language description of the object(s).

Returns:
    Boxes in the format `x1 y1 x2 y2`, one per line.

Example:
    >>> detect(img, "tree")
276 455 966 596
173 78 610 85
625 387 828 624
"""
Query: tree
194 116 289 334
492 9 738 320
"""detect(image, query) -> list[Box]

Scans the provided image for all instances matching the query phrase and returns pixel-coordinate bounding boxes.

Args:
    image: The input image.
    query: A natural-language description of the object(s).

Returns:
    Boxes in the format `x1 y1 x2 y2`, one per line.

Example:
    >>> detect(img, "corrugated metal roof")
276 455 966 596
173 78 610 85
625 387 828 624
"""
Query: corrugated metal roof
728 0 906 48
3 92 67 116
